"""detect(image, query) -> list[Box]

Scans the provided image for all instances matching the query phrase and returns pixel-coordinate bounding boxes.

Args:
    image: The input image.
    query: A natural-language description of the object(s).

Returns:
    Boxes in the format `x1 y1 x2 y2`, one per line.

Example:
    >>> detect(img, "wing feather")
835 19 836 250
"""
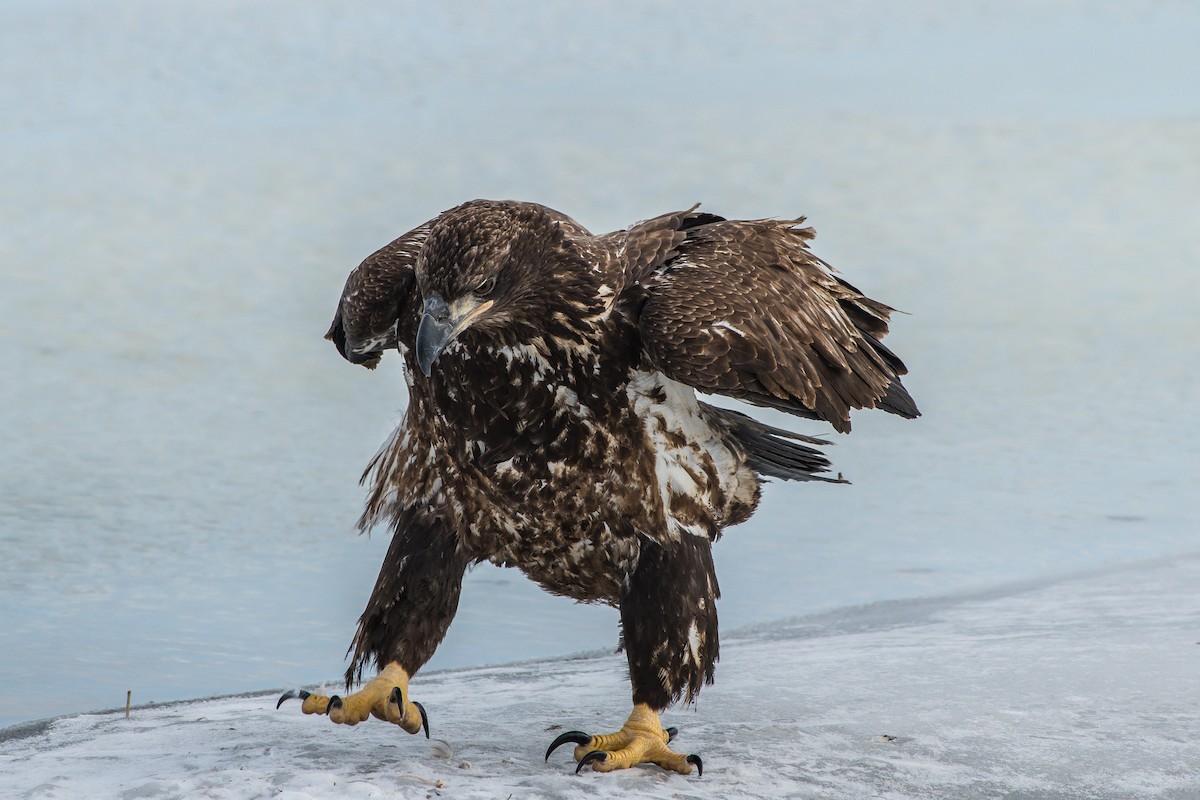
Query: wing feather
325 221 432 368
602 206 729 284
635 218 918 433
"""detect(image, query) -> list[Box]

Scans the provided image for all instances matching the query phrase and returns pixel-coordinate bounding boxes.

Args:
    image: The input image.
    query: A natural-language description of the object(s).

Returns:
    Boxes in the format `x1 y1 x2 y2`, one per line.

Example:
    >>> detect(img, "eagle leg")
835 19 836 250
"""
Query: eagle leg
277 661 428 736
544 704 700 776
544 537 718 777
276 509 467 734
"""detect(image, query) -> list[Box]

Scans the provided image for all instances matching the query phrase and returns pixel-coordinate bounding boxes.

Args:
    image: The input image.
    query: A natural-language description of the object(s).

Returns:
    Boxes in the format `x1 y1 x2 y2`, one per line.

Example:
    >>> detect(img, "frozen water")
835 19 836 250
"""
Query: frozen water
1 0 1198 752
2 555 1197 799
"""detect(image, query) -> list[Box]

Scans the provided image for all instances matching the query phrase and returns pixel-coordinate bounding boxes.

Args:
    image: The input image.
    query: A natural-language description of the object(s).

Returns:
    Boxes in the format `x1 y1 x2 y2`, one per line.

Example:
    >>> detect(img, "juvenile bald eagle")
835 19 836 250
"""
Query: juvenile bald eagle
279 200 918 775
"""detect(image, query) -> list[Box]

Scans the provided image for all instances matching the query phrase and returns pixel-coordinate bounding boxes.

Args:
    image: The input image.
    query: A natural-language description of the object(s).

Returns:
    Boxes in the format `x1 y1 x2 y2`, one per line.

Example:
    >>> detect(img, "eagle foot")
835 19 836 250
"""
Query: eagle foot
277 661 429 737
544 704 701 776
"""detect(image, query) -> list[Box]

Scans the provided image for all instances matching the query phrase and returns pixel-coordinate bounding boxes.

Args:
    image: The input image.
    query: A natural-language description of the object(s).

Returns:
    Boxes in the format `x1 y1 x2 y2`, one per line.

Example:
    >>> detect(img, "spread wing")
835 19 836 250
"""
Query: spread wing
633 217 918 433
325 221 432 369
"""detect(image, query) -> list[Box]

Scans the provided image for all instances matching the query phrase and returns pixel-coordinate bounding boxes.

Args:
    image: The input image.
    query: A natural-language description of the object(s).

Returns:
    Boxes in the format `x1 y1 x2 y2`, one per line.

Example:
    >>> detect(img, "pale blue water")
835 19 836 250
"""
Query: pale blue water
1 1 1198 729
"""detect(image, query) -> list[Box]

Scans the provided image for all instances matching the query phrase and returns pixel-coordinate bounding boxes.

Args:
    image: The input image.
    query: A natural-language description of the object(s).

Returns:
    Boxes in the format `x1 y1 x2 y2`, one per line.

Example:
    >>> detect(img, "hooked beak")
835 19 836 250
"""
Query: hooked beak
415 294 494 377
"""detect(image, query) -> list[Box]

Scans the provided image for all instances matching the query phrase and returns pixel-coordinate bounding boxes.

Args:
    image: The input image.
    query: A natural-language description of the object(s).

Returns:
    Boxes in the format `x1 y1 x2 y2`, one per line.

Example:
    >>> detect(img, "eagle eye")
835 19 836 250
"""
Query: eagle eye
473 276 496 297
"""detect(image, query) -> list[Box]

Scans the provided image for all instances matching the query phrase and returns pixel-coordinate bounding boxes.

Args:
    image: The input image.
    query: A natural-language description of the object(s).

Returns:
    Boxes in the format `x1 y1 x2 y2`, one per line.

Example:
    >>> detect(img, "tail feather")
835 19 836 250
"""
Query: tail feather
712 406 848 484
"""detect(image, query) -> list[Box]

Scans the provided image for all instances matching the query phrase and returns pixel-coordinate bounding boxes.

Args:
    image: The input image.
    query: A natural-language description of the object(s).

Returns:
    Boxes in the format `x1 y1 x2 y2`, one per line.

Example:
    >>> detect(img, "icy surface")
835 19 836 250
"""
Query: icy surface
3 0 1200 732
4 555 1197 799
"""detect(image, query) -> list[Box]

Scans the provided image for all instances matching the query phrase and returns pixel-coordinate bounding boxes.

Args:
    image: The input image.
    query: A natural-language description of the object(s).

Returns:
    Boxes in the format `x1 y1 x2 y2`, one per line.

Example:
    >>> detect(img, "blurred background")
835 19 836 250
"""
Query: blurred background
1 1 1197 729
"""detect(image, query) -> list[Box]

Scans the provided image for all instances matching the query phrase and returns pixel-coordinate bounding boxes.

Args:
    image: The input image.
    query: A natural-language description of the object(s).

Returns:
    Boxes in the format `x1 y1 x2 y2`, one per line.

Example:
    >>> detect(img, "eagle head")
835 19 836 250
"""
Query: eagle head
413 200 599 377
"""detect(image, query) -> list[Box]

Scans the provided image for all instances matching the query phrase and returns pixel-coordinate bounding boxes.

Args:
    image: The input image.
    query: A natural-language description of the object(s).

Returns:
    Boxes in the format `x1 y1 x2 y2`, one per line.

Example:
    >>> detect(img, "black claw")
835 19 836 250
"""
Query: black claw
576 750 607 774
687 754 703 777
275 689 310 710
665 726 678 743
326 695 342 715
386 685 429 737
545 730 592 762
413 700 430 738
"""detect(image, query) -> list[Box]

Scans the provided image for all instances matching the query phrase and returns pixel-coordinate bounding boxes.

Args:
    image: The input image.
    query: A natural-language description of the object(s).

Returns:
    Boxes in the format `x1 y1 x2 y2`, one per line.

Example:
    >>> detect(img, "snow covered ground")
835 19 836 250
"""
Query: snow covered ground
4 0 1199 733
4 554 1197 800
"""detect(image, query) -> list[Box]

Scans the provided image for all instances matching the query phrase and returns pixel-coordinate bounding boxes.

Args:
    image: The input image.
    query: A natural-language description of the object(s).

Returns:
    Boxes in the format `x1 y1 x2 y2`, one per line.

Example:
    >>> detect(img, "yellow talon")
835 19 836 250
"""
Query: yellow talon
569 704 700 775
283 662 429 736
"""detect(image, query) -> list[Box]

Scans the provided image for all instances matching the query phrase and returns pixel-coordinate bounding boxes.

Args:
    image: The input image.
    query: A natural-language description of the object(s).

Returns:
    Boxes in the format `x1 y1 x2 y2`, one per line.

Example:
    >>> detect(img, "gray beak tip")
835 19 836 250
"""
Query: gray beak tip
415 294 453 377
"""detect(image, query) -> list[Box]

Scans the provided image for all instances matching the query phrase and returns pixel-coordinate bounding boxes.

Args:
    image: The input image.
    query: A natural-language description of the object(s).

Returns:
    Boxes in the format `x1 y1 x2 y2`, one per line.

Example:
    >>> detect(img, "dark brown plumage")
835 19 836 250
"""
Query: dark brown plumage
309 199 918 772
